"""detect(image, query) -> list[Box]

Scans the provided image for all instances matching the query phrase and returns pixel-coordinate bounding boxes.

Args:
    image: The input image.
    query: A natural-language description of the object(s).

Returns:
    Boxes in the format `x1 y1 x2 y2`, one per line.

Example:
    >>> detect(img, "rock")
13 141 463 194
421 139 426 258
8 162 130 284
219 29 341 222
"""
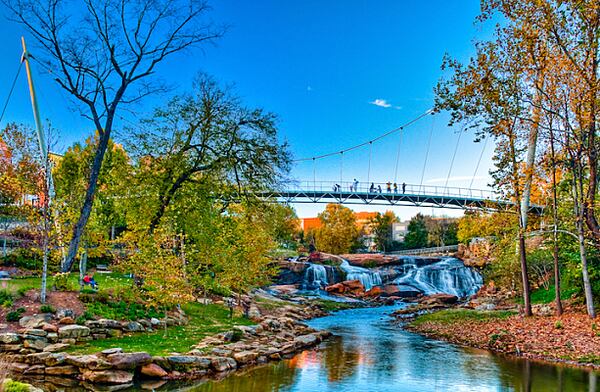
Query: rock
0 332 20 344
81 369 134 384
294 333 318 347
41 323 58 333
364 286 383 297
475 303 497 311
23 364 45 375
123 321 144 332
167 355 211 370
139 380 168 390
140 363 168 378
66 354 112 370
325 280 365 296
9 363 29 373
150 318 161 327
419 294 459 305
24 352 51 364
58 325 91 339
56 309 74 319
43 343 70 353
211 356 237 372
23 338 48 351
101 348 123 355
23 328 47 337
19 314 52 329
46 365 79 376
45 352 68 366
232 350 258 364
248 305 261 320
381 284 421 298
86 319 122 329
0 344 23 352
58 317 75 325
107 352 152 370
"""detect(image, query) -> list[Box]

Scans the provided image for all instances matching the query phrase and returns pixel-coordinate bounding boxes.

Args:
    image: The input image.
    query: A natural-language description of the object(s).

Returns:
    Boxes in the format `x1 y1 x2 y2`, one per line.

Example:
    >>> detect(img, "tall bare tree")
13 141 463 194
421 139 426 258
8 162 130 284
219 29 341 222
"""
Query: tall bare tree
3 0 224 271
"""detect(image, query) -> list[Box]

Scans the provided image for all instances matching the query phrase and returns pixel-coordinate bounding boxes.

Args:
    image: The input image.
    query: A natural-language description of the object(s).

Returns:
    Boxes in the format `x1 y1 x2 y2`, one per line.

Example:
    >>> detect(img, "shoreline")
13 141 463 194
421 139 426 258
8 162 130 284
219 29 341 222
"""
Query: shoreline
400 307 600 371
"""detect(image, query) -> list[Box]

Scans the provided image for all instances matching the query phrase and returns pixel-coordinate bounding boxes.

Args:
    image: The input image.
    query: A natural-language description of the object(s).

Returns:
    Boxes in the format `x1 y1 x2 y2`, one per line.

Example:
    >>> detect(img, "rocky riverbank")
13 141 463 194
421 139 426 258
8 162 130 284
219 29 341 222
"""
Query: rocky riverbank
5 294 333 390
396 296 600 370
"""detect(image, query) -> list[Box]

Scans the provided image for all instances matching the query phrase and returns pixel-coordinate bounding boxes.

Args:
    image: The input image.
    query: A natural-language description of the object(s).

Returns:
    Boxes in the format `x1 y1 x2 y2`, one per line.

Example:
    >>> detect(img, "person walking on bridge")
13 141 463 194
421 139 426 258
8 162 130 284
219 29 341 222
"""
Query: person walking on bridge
369 183 375 193
402 182 406 194
386 182 392 193
353 178 359 192
377 185 382 193
393 183 398 193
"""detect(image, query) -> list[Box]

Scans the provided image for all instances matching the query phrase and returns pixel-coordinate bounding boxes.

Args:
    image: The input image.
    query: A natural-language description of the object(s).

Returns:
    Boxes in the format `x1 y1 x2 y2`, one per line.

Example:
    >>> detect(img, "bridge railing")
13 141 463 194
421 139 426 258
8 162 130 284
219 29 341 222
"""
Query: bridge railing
389 244 460 256
280 181 499 201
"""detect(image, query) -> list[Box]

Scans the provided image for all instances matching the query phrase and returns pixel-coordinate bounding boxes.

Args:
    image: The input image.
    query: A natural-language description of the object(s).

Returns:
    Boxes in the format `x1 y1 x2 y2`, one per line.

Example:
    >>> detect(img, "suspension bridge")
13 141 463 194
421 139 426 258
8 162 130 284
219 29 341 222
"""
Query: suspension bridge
258 110 544 215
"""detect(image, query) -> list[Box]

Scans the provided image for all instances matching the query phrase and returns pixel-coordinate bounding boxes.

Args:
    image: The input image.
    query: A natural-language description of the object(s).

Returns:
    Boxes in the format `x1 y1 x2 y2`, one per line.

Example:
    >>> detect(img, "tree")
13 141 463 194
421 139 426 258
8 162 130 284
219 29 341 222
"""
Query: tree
3 0 224 272
315 204 360 254
370 211 397 252
404 214 428 250
125 74 291 233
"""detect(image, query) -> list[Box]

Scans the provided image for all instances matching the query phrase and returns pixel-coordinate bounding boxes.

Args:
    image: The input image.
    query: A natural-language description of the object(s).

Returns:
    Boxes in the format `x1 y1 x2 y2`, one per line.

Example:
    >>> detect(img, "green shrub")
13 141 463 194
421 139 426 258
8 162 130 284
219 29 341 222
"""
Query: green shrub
53 272 71 291
16 285 34 297
40 304 55 313
6 307 26 322
0 289 13 308
4 379 32 392
0 247 41 270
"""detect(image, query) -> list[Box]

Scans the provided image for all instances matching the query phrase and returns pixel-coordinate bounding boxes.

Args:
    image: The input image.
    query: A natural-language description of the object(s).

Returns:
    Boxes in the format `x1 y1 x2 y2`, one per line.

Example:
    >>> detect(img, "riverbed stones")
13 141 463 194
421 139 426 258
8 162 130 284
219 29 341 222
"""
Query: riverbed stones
58 325 91 339
294 333 318 347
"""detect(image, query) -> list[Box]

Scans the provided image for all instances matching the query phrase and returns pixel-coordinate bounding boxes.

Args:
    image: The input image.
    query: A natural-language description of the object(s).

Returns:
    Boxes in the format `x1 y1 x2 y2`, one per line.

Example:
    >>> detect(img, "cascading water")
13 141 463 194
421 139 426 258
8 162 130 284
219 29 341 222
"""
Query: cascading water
392 257 482 298
303 263 329 290
339 260 383 291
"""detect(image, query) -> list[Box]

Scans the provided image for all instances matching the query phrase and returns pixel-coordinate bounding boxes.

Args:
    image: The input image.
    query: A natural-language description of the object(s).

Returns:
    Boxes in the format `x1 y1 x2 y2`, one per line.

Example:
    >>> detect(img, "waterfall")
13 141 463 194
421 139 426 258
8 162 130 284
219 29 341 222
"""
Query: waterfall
393 257 482 298
339 260 383 291
303 263 328 290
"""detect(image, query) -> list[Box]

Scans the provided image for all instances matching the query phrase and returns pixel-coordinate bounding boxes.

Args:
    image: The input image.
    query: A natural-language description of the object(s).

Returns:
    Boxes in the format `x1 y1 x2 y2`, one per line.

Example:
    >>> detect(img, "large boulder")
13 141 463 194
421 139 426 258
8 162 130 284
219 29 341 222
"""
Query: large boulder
43 343 70 353
58 325 91 339
81 369 134 384
325 280 365 296
45 365 79 376
364 286 383 297
294 333 318 347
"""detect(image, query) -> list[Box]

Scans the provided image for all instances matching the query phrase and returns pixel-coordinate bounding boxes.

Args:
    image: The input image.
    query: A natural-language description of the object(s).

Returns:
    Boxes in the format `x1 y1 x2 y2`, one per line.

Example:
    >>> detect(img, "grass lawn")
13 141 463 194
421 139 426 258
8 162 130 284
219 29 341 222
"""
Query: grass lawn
67 302 254 356
411 309 516 326
0 272 132 295
529 284 578 304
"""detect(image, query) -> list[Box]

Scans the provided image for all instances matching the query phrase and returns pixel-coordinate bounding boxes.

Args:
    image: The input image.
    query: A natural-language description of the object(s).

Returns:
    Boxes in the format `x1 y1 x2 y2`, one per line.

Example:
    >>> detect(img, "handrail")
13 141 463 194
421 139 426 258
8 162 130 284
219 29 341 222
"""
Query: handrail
389 244 459 256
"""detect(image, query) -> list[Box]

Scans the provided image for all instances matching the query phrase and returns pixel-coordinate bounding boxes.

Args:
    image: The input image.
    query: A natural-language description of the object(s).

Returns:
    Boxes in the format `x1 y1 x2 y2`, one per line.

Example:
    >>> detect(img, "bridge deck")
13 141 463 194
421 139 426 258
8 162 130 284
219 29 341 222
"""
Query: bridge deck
255 182 544 214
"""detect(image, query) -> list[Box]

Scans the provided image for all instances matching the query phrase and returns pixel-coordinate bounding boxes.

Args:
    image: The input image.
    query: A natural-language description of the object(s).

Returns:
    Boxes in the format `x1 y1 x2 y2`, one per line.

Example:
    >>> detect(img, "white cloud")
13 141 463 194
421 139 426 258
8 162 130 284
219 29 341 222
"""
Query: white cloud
426 175 486 184
370 98 401 109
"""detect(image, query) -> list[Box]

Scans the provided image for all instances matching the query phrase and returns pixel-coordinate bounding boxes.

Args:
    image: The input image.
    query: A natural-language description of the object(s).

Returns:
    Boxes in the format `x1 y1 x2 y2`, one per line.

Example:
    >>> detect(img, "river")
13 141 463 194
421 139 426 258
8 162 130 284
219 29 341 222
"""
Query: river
185 304 598 392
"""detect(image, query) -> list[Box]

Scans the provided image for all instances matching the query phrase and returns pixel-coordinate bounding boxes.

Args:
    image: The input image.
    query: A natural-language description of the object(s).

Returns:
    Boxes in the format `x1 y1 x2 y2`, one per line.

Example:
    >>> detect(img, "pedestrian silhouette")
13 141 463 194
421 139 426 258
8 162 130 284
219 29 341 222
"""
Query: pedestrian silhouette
393 183 398 193
378 185 382 193
402 182 406 194
369 183 375 193
386 182 392 193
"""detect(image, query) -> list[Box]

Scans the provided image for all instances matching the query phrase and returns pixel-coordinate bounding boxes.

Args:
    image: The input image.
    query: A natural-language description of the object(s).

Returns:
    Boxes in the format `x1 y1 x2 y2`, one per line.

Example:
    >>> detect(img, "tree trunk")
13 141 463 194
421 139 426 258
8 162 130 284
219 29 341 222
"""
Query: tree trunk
549 127 563 316
63 132 111 271
518 233 532 316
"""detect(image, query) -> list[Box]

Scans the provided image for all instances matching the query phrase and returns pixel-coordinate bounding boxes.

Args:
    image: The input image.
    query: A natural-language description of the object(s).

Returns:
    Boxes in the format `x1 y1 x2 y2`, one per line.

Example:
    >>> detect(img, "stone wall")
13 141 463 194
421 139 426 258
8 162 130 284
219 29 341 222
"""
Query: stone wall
6 316 330 388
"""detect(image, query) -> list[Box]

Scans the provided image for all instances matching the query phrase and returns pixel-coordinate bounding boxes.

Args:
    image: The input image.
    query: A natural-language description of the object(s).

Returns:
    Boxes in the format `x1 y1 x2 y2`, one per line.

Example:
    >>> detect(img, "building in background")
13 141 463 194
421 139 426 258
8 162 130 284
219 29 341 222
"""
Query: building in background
392 220 410 242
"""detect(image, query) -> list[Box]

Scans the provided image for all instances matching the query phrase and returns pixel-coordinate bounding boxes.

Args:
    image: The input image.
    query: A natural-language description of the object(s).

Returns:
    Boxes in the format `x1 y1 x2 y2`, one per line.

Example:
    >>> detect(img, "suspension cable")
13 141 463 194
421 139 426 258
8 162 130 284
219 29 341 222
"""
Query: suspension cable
339 151 344 188
0 61 24 125
393 128 403 183
444 126 464 190
293 108 433 162
469 137 489 189
367 141 372 186
419 115 435 192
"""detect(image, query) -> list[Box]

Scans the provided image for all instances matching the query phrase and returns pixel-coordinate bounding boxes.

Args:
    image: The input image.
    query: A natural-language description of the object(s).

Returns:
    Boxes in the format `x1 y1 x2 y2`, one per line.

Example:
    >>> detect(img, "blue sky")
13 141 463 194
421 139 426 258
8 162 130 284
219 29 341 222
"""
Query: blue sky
0 1 495 219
